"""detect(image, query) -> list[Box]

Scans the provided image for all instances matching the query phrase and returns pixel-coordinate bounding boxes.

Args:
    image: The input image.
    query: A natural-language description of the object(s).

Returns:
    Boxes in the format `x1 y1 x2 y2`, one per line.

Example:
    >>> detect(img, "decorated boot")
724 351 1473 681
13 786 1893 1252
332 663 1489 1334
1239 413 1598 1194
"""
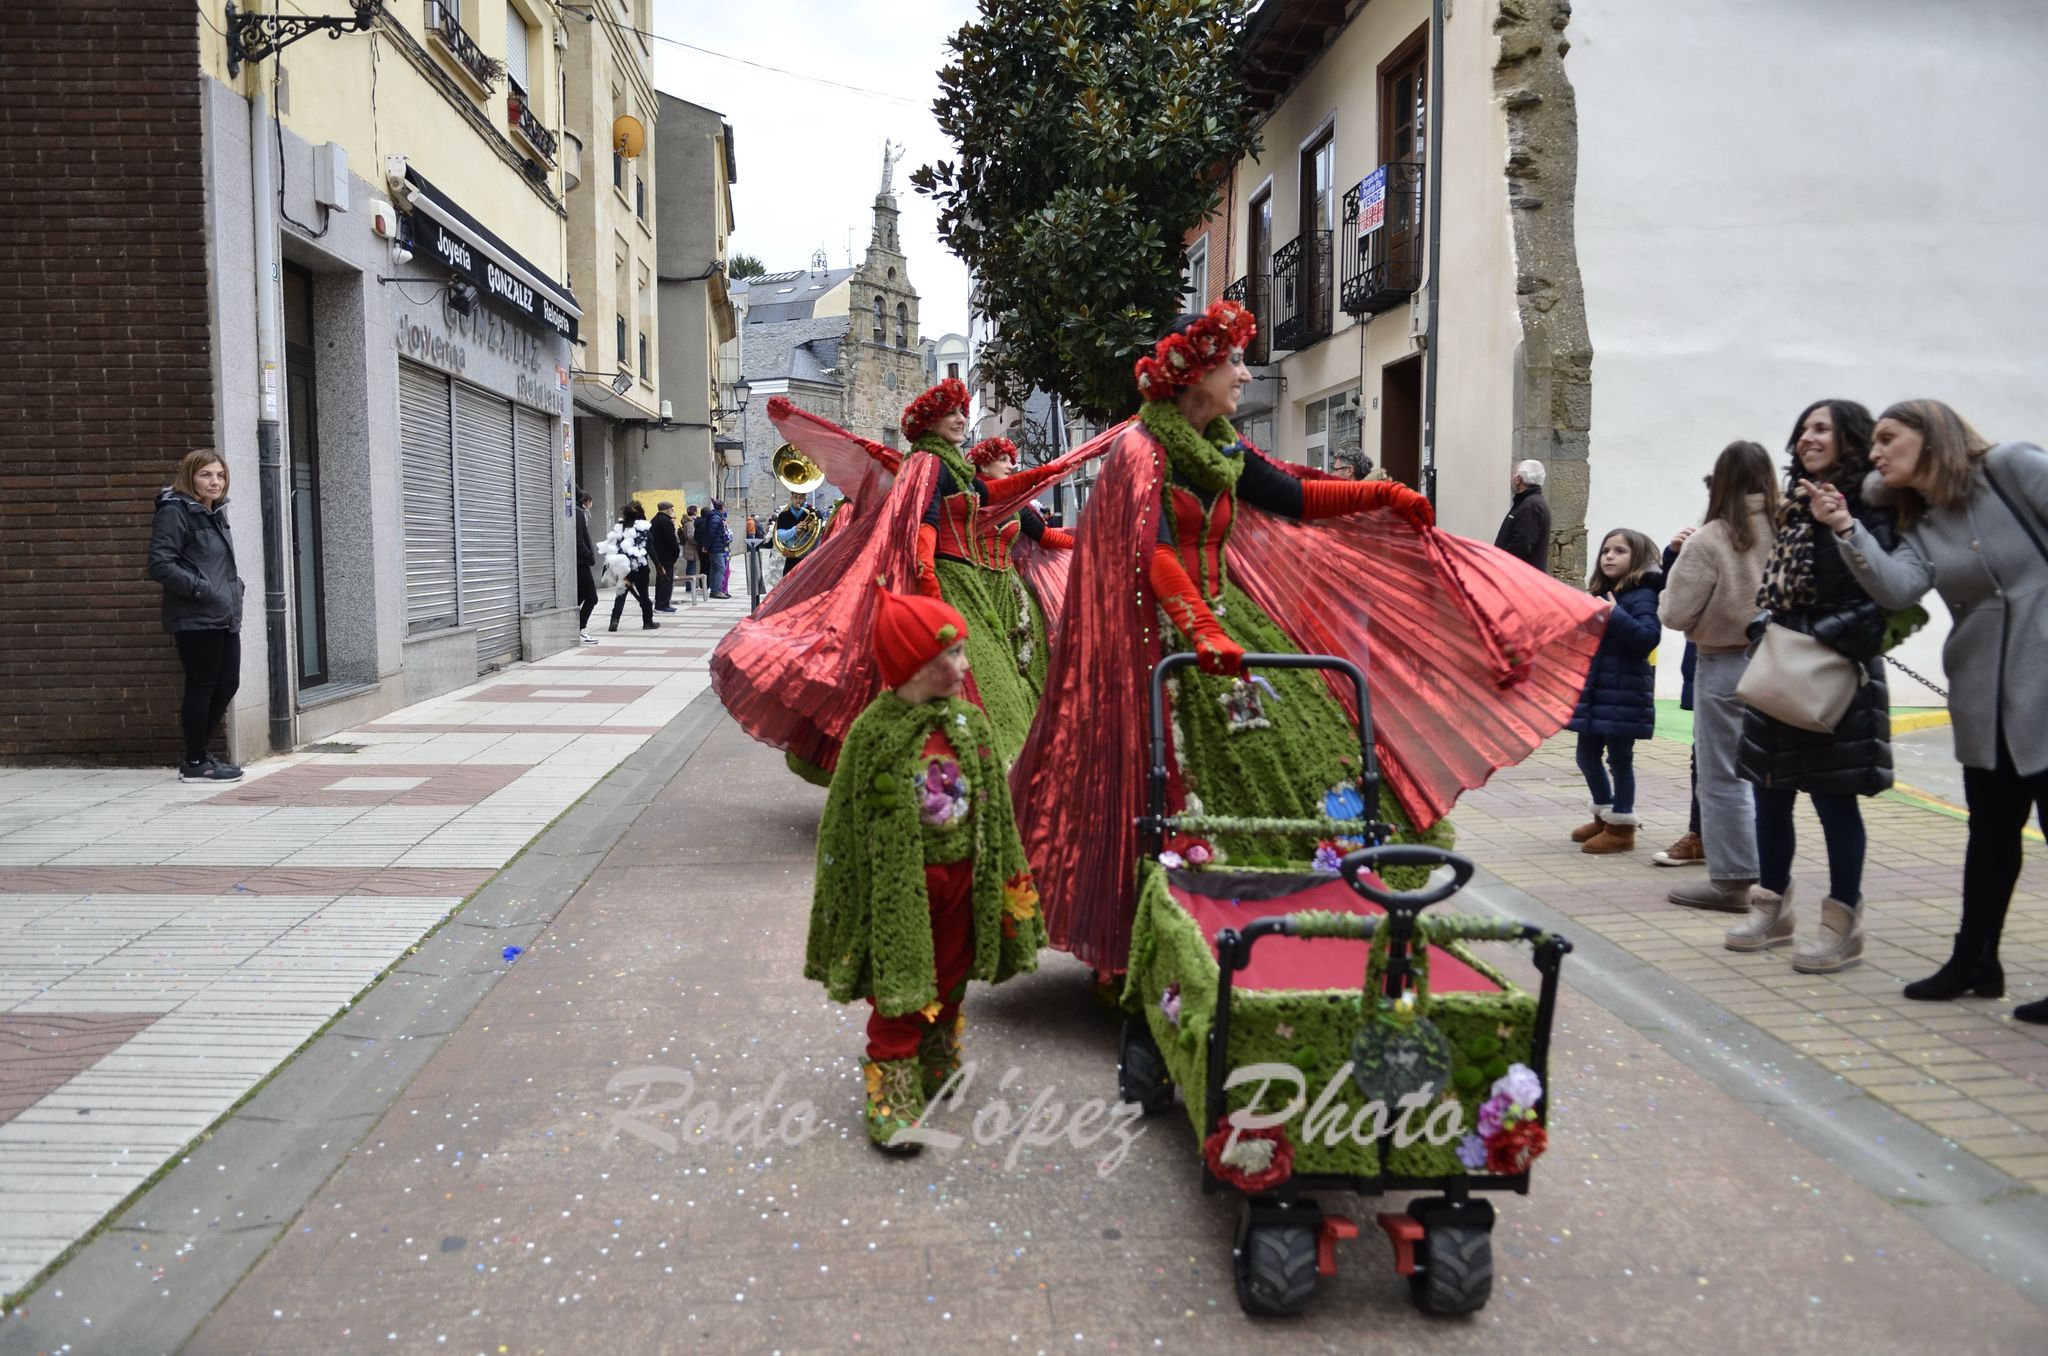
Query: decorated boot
862 1057 927 1154
918 1013 966 1100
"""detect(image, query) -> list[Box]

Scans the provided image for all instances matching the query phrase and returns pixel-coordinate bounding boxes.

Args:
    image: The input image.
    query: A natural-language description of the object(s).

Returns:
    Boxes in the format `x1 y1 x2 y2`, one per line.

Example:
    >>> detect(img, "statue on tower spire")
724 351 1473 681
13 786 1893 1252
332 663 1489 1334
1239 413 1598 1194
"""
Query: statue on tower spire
879 140 906 196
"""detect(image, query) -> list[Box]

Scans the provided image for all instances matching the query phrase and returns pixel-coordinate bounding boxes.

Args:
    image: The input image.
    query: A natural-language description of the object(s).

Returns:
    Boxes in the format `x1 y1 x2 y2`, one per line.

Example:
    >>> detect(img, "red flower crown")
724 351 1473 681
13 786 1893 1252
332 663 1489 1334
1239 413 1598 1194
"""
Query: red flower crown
901 378 971 441
1134 298 1257 402
968 436 1017 469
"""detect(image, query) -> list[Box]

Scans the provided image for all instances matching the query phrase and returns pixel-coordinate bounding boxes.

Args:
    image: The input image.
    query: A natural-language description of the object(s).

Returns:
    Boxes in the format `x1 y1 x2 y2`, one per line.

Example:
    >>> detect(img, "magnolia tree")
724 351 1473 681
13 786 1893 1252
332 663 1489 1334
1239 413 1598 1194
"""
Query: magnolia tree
912 0 1262 423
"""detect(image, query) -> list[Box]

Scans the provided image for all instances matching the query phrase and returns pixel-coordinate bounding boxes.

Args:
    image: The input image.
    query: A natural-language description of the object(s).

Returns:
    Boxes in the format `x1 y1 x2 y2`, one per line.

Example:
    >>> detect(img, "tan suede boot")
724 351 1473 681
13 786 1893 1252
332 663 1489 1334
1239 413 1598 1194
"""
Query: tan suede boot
1582 811 1639 855
1725 883 1796 952
1792 898 1864 974
1571 805 1613 844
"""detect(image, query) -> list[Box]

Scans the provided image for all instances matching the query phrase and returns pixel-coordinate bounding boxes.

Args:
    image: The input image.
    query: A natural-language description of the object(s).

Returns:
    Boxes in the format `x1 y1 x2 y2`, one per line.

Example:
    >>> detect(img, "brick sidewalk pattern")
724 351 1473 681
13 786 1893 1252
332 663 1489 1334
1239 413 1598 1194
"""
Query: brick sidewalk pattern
1455 735 2048 1190
0 603 746 1296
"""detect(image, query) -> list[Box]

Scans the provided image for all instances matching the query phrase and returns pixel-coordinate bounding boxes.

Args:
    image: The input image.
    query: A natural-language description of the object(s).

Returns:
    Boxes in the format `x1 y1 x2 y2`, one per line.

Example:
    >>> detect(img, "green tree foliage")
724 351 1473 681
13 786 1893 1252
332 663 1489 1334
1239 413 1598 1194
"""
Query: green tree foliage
913 0 1261 422
727 252 768 280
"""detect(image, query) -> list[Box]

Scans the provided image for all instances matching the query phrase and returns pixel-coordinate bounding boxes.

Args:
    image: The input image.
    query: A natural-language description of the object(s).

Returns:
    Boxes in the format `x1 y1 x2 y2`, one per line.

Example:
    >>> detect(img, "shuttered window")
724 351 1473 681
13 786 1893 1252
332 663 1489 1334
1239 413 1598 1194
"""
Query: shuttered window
454 383 521 662
504 6 531 94
399 362 457 635
515 407 557 612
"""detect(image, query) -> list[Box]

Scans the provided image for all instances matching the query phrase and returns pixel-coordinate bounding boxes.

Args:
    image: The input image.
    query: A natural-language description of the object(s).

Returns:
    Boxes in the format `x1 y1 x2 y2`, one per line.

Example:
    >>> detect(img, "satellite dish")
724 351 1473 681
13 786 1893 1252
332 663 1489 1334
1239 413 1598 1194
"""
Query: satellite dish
613 114 646 160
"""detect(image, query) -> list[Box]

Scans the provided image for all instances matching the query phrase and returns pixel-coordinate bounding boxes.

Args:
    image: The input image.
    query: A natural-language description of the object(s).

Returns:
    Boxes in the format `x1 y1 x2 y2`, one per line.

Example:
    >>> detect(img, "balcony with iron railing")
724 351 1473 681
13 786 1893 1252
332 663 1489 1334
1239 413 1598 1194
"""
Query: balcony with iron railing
423 0 501 96
1221 274 1273 365
1340 162 1425 318
1271 231 1332 352
507 87 558 165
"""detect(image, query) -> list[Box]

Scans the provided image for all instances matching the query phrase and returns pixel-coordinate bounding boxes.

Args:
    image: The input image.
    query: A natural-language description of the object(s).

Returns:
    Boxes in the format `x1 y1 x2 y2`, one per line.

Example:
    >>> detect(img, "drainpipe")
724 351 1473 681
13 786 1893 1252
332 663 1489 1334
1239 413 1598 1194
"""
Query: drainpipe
249 4 296 754
1420 0 1446 507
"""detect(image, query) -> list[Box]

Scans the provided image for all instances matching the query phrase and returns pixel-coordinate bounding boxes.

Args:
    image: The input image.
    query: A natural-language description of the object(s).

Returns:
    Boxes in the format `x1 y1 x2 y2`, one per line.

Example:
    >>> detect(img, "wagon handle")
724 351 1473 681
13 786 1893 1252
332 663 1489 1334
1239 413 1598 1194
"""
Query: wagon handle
1337 844 1474 910
1144 652 1384 857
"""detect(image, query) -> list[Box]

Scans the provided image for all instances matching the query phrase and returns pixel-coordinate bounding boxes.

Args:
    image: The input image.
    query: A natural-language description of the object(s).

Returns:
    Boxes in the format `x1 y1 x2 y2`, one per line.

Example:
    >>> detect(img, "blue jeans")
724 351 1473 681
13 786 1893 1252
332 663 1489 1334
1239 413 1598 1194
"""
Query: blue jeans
1575 733 1636 815
1754 785 1866 906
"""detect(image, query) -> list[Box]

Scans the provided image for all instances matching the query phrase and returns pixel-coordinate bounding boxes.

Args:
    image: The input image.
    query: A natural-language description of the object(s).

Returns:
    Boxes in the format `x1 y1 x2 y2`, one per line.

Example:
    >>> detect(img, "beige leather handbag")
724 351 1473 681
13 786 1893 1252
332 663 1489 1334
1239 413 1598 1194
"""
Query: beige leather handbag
1736 623 1861 733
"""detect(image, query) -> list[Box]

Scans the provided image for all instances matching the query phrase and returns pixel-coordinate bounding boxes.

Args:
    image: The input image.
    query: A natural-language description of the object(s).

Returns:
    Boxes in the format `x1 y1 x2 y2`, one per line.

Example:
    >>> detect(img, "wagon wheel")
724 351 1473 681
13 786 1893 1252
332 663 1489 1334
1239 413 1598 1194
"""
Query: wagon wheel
1116 1016 1174 1114
1234 1220 1319 1316
1407 1221 1493 1315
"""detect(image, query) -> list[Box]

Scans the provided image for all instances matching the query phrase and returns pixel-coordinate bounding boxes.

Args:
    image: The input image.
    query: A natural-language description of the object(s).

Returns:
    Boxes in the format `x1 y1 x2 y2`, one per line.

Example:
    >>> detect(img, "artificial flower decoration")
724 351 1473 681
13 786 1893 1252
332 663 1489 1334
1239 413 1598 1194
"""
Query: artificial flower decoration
1157 850 1186 870
1323 781 1366 821
919 758 970 828
1486 1120 1548 1175
968 436 1018 469
1202 1119 1294 1193
1002 872 1039 922
1159 982 1182 1028
901 377 971 441
1457 1062 1549 1175
1134 298 1258 401
1163 832 1217 870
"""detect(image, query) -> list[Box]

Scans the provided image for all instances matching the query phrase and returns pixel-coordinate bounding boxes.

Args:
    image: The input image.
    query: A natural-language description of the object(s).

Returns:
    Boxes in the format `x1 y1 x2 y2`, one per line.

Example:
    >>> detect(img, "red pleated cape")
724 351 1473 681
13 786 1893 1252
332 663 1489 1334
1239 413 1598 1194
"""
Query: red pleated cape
1008 421 1611 971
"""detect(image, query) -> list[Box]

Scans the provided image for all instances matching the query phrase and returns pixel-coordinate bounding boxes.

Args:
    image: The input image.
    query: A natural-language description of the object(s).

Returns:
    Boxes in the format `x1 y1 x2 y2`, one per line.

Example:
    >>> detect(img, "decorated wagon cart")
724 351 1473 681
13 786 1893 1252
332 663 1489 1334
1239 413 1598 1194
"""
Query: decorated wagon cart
1116 654 1572 1317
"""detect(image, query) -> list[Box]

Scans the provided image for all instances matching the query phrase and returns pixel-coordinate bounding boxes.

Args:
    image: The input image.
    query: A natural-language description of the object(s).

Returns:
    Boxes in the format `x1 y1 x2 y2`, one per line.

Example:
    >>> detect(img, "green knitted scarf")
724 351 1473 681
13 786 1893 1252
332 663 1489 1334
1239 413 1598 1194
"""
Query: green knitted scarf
913 434 978 492
1141 400 1243 493
805 691 1045 1017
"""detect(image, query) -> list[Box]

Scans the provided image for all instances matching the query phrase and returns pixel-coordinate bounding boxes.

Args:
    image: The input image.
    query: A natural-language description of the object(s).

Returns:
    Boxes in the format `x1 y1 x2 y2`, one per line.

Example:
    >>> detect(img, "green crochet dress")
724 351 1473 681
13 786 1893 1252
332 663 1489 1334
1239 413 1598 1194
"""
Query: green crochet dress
1141 401 1452 880
915 435 1051 766
805 691 1045 1017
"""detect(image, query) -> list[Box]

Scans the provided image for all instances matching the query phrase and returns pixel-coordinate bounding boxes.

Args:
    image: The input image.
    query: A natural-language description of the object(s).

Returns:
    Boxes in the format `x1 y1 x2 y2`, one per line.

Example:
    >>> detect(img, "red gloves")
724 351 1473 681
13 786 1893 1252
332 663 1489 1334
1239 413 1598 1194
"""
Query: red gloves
914 523 943 598
1298 477 1435 529
1037 527 1076 551
1149 545 1243 675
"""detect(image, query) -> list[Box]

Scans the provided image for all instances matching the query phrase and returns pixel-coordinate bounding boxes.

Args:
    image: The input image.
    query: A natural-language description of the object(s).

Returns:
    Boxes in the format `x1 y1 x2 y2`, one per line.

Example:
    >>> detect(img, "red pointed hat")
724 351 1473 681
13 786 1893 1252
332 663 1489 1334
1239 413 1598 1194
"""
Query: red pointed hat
901 377 971 441
874 583 969 688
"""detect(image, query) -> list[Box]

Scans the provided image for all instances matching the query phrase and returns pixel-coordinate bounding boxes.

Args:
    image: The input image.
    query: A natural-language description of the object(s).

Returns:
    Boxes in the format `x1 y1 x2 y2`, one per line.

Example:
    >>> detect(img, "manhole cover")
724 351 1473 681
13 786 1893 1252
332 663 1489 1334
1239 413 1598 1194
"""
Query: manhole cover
307 741 366 753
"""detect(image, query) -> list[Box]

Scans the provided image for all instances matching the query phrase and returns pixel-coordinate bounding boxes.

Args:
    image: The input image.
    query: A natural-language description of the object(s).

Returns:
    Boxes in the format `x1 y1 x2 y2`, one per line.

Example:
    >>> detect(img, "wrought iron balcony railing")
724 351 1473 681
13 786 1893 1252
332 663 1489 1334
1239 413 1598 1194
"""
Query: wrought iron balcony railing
1340 162 1426 318
1221 274 1272 365
1271 231 1332 352
507 90 558 164
423 0 501 94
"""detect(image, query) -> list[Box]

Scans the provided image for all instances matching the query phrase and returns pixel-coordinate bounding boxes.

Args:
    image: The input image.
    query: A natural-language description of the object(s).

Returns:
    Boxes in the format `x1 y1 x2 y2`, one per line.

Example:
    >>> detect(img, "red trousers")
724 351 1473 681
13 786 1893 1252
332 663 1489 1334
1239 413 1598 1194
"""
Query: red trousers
865 860 975 1061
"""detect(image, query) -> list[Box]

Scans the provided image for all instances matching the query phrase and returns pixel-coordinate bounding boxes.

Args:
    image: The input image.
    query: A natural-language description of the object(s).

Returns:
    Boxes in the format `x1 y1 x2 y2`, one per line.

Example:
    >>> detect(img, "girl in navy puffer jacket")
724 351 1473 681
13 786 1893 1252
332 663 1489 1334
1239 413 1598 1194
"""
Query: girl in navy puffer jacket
1568 529 1665 854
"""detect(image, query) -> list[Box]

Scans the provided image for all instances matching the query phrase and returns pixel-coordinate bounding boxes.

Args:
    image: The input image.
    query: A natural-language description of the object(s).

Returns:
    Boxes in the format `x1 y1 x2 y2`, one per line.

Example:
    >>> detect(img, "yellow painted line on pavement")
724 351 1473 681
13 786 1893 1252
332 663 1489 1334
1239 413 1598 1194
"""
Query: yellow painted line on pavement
1885 780 2046 844
1892 710 1953 733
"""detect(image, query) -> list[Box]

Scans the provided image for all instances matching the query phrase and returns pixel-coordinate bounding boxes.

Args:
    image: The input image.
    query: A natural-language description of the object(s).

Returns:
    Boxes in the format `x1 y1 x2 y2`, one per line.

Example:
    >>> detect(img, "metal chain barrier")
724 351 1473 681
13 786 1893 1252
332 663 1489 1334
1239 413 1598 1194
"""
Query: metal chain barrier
1885 654 1948 701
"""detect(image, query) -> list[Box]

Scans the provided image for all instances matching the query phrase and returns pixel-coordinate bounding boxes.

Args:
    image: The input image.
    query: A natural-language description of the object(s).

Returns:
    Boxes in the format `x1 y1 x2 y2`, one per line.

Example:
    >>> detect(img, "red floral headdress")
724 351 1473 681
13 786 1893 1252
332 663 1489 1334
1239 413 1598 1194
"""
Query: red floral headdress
1133 298 1257 402
901 378 971 441
968 436 1017 469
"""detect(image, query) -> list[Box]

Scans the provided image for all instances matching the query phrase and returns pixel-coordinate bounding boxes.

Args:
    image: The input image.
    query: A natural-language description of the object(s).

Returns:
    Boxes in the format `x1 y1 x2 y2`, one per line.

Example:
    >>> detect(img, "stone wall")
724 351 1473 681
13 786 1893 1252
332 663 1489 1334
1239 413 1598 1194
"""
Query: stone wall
1495 0 1593 582
0 0 217 762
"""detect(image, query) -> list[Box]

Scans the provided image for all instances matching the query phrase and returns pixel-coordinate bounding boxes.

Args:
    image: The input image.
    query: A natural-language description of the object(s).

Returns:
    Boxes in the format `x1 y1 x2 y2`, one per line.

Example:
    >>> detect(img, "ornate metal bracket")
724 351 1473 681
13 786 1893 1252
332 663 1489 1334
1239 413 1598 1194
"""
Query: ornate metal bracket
226 0 382 78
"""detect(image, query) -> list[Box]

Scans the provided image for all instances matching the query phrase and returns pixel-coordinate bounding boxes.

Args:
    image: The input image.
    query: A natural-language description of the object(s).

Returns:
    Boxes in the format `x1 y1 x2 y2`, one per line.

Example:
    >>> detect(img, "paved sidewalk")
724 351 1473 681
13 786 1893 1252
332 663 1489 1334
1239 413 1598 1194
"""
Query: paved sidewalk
0 600 746 1300
1451 735 2048 1194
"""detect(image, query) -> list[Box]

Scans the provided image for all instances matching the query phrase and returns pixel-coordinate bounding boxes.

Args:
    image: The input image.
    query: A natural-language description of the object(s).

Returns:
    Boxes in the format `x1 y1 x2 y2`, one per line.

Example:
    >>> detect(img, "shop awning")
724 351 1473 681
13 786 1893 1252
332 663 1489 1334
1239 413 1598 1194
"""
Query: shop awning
401 168 581 342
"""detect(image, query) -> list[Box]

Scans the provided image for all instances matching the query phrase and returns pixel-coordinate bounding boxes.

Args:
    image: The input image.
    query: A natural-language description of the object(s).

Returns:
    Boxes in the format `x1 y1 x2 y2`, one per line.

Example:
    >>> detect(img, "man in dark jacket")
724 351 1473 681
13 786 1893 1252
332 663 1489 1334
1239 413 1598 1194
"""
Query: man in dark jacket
575 491 599 643
696 501 733 599
1494 460 1553 571
649 501 682 612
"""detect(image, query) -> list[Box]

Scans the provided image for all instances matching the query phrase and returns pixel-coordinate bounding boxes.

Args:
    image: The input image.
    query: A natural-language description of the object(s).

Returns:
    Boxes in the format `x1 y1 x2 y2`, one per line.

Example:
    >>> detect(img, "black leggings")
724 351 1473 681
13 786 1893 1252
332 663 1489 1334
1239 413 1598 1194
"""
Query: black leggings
173 629 241 762
1961 737 2048 952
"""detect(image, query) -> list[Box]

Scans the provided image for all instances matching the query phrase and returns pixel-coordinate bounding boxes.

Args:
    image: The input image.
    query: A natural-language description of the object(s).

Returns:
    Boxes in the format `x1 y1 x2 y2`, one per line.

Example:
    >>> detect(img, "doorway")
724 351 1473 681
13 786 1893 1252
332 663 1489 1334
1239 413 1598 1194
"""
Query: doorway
1380 356 1423 490
282 262 328 689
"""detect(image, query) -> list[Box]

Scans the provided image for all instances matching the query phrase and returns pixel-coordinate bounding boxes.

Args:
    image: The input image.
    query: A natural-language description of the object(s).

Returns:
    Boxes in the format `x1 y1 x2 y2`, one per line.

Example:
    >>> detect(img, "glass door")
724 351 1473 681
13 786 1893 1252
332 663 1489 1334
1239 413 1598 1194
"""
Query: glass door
282 264 328 689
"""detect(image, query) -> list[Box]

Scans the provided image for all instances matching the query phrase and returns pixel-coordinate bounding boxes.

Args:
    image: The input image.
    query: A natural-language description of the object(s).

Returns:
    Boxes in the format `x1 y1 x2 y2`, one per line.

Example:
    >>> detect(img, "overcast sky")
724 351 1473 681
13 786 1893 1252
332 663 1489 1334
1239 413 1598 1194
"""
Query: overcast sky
651 0 980 341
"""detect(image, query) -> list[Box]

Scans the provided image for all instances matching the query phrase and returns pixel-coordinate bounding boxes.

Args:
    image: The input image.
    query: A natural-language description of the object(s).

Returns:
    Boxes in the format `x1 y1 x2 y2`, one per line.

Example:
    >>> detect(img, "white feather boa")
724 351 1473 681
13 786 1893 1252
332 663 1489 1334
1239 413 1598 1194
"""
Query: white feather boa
598 520 652 587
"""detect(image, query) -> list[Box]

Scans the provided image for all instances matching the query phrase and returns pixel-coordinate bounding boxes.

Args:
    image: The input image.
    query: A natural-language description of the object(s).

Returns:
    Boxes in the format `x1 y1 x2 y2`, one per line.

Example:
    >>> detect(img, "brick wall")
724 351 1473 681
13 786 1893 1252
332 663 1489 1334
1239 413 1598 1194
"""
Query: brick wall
0 0 218 763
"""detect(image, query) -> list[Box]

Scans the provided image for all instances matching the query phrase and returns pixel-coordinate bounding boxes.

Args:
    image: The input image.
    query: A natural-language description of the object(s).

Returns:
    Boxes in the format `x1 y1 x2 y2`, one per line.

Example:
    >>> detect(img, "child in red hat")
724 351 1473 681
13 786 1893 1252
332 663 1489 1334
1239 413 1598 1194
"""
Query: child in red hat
805 586 1046 1151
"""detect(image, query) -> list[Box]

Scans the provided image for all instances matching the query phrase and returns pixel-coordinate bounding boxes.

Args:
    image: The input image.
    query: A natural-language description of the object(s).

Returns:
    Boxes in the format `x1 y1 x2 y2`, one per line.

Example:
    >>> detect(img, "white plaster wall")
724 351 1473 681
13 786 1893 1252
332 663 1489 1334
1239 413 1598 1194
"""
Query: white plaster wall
1568 0 2048 702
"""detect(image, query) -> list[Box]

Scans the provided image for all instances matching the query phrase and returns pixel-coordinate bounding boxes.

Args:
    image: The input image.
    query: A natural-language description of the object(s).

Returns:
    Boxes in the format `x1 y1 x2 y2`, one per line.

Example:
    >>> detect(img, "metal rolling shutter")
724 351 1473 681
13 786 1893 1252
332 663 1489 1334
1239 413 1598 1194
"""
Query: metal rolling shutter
398 361 457 635
514 407 557 612
453 383 521 664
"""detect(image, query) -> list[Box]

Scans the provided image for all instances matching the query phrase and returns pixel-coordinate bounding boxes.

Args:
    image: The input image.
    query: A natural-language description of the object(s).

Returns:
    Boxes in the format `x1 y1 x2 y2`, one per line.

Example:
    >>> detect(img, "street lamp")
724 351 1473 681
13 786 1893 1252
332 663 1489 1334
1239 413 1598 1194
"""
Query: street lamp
712 376 751 422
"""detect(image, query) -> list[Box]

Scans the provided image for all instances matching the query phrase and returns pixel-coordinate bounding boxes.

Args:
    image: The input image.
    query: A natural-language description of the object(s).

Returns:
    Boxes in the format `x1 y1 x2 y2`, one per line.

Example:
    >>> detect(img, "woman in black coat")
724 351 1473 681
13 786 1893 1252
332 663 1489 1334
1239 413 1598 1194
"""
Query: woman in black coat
1729 399 1894 969
145 449 245 782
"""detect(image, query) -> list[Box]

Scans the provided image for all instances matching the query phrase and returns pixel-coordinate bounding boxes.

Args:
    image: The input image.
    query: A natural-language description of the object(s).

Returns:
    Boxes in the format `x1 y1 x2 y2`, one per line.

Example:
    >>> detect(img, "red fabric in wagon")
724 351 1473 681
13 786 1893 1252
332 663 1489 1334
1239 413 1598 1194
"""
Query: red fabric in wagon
1168 875 1502 994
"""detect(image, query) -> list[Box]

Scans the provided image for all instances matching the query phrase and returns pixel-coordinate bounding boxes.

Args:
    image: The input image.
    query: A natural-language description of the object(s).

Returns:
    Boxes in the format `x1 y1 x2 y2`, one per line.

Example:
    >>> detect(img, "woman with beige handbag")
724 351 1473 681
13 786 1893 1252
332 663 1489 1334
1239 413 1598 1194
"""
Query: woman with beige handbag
1813 400 2048 1022
1658 441 1780 914
1728 400 1898 972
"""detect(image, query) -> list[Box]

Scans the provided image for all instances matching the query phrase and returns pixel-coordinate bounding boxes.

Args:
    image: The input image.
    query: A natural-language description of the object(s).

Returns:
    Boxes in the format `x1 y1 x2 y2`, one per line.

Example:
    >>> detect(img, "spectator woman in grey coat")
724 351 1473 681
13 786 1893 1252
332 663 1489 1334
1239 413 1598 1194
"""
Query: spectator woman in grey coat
1812 400 2048 1022
146 449 245 782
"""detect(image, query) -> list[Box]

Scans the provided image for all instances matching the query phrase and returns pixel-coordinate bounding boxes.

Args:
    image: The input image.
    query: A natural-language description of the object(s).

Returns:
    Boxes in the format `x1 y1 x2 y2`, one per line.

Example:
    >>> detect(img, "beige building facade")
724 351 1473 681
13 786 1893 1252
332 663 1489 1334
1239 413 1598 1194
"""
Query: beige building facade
651 93 740 509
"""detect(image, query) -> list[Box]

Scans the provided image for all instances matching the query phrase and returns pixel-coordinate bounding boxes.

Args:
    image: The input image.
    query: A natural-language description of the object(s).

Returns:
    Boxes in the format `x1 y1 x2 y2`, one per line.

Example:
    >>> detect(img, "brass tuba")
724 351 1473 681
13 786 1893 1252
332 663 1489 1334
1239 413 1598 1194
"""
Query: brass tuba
772 444 826 558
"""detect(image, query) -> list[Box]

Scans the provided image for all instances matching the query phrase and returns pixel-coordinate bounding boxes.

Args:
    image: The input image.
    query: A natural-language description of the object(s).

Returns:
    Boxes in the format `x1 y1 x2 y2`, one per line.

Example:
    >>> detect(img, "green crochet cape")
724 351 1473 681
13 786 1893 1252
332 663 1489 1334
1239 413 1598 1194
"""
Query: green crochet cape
805 692 1045 1017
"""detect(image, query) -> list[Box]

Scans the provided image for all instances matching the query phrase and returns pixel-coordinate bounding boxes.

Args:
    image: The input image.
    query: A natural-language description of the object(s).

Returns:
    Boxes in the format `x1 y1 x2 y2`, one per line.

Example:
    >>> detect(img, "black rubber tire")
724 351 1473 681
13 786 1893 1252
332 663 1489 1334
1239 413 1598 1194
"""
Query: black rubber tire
1234 1224 1320 1316
1408 1222 1494 1315
1116 1017 1174 1115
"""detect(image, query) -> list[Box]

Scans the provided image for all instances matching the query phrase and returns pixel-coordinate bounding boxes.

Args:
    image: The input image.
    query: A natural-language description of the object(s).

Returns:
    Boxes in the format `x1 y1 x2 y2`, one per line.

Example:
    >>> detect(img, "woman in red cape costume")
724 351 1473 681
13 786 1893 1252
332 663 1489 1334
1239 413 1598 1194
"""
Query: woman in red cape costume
1008 303 1612 973
709 394 1099 779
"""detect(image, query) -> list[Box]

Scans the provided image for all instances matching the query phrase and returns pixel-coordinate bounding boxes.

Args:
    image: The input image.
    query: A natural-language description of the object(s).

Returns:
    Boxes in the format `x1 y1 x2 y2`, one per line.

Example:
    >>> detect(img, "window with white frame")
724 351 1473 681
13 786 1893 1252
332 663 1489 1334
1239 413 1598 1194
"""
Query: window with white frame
1300 387 1360 472
1183 237 1209 313
504 4 532 98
